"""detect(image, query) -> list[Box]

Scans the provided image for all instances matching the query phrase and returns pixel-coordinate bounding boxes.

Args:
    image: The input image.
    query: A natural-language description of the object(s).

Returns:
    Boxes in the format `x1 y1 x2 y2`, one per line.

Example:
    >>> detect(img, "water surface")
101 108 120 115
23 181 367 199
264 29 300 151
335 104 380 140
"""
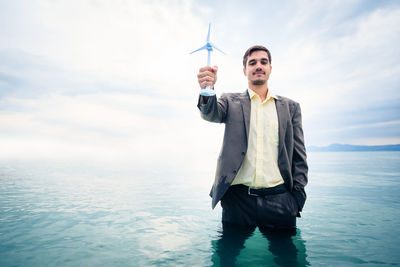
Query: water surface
1 152 399 266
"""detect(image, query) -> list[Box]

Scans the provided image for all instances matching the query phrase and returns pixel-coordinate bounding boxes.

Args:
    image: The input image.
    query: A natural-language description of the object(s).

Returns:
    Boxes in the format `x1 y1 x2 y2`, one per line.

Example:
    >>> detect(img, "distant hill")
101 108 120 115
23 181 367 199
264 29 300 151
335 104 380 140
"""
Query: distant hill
307 144 400 152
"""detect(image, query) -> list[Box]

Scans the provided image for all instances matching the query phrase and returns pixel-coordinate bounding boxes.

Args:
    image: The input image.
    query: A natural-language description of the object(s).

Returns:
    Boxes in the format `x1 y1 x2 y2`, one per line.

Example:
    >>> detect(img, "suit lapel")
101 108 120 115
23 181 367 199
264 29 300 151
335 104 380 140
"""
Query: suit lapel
239 91 251 142
275 97 288 157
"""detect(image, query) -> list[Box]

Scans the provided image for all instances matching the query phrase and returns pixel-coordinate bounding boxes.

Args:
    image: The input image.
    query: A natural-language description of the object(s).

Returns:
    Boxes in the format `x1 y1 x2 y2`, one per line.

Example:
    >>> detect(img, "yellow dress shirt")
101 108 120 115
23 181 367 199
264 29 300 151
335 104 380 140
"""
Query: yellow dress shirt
231 88 284 188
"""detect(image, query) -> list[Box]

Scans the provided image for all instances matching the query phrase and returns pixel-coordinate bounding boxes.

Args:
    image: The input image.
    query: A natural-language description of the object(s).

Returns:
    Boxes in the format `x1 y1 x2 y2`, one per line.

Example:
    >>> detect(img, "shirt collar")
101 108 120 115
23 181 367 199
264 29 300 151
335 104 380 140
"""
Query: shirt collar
247 88 278 101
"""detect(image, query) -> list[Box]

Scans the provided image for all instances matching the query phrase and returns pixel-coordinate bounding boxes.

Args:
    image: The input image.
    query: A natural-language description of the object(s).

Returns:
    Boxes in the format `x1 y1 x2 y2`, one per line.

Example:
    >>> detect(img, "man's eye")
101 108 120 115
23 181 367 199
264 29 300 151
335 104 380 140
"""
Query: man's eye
249 62 256 65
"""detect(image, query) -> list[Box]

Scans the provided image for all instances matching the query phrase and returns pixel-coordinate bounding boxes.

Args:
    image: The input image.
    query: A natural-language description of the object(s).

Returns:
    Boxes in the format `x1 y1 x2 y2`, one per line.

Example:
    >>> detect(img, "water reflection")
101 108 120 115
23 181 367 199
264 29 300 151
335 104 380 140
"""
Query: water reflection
211 224 309 266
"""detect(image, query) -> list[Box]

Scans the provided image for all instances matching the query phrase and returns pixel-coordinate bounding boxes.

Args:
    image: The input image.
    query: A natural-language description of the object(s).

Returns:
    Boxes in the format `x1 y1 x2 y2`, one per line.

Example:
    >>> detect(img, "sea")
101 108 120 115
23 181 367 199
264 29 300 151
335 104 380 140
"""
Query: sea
1 152 400 266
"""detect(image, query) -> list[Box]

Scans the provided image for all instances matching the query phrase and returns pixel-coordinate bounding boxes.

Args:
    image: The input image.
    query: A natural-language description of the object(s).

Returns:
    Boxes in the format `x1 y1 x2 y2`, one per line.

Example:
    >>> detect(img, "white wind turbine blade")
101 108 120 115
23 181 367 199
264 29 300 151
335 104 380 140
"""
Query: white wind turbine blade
206 23 211 42
189 44 208 54
210 43 225 54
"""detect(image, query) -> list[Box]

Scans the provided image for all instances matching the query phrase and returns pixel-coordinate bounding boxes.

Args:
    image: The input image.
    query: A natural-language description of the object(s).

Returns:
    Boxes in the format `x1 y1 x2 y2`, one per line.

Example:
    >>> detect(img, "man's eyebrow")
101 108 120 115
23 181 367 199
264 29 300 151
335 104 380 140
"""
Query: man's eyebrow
249 57 269 62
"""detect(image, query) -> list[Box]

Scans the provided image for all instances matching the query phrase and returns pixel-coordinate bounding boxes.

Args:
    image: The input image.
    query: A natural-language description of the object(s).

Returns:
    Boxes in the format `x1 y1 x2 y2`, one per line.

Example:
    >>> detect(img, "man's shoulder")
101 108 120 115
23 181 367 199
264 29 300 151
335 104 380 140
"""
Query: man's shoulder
220 91 248 101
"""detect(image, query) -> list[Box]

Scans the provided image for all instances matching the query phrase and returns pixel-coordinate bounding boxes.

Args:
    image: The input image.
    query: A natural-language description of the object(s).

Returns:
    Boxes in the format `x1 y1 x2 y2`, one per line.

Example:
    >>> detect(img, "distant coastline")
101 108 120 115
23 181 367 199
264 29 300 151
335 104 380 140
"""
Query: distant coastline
307 144 400 152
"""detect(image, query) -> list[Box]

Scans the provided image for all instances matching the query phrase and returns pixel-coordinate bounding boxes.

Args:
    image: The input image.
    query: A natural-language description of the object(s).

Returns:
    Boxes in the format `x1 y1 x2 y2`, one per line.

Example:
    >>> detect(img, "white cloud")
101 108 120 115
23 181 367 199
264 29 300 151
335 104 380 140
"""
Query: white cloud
271 3 400 146
0 91 223 174
0 0 209 96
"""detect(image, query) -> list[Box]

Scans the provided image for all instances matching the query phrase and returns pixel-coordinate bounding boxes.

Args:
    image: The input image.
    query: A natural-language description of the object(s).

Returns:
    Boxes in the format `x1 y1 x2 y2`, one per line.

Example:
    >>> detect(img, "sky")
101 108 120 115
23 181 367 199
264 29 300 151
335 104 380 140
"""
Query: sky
0 0 399 170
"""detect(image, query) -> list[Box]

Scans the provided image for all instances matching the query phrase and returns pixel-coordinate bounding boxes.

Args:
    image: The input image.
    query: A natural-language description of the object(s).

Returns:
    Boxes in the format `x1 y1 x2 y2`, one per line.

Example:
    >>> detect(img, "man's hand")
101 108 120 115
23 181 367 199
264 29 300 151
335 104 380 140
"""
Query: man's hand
197 66 218 89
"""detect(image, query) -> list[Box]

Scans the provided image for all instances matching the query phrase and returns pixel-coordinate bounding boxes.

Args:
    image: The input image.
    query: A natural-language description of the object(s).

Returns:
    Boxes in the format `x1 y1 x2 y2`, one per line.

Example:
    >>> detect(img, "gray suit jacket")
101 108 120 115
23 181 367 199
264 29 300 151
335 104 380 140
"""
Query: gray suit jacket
198 90 308 215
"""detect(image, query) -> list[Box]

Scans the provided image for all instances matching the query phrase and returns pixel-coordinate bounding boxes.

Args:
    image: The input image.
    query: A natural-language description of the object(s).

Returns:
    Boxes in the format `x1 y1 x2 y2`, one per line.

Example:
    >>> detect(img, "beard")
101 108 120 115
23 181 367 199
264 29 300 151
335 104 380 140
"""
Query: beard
252 79 266 85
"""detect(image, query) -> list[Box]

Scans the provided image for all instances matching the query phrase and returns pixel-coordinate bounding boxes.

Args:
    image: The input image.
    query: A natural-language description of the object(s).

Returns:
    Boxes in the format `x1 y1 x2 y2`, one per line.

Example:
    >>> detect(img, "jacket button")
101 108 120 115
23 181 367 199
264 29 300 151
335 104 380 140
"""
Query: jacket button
233 170 237 174
241 151 245 155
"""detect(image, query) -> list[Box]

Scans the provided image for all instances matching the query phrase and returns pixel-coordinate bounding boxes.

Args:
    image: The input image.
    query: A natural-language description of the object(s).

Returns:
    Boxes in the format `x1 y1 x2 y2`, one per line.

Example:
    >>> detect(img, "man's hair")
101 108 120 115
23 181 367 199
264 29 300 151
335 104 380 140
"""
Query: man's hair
243 45 271 67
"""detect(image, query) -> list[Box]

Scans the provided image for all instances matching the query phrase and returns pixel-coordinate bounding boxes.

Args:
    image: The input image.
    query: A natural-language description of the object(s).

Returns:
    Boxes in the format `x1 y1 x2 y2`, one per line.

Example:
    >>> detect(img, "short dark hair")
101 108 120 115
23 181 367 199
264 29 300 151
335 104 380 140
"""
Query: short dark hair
243 45 271 67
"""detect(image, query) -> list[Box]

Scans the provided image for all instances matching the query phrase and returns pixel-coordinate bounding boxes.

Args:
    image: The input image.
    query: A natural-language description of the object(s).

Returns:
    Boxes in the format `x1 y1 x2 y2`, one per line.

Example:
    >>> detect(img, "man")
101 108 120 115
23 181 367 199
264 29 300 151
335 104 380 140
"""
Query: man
197 45 308 231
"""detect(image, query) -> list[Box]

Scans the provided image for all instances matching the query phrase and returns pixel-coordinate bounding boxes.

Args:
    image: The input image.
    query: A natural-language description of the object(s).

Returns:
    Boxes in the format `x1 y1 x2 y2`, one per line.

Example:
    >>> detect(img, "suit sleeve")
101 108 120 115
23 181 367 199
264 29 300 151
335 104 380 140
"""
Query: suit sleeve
291 103 308 212
197 94 228 123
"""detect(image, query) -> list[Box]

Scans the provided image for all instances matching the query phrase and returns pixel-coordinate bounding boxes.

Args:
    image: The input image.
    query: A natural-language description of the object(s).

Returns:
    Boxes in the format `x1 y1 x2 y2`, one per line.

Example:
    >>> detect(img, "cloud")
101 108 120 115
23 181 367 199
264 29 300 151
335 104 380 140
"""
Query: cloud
0 0 208 95
270 3 400 145
0 87 223 173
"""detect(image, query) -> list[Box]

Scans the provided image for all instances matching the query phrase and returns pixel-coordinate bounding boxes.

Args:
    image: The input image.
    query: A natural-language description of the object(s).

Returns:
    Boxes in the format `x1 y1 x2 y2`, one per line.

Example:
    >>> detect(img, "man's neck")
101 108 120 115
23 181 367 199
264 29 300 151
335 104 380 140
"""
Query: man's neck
249 84 269 102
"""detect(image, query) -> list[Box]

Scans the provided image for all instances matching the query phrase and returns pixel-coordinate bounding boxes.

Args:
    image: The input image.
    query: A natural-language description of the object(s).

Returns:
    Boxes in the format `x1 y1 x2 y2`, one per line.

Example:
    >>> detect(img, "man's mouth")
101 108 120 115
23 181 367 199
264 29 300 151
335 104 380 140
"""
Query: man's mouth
254 71 265 75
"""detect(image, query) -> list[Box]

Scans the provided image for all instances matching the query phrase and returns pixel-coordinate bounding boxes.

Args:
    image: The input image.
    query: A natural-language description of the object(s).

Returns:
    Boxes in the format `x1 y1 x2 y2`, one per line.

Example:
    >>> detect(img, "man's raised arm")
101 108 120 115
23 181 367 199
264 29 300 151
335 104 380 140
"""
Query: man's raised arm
196 66 227 123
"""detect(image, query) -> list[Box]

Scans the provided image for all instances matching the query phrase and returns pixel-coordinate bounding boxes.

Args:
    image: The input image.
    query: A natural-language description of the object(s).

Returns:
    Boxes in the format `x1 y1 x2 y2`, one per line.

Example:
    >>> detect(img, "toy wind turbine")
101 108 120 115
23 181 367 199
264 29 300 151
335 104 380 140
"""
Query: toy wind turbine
190 23 225 96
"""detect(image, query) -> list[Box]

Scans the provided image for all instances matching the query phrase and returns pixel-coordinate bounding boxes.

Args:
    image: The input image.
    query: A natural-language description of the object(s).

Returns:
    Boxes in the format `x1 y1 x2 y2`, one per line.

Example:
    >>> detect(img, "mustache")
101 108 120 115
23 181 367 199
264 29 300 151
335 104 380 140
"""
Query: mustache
253 69 265 75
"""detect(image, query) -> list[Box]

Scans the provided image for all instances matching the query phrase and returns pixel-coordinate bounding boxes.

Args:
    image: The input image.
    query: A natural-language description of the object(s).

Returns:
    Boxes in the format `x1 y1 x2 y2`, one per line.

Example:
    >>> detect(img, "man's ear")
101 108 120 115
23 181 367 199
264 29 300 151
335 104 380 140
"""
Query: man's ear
243 66 246 76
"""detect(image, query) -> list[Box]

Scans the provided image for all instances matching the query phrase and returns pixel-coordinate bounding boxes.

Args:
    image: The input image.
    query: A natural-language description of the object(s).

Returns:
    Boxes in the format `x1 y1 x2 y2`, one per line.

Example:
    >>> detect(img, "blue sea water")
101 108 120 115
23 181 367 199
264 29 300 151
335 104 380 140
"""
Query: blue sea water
1 152 400 266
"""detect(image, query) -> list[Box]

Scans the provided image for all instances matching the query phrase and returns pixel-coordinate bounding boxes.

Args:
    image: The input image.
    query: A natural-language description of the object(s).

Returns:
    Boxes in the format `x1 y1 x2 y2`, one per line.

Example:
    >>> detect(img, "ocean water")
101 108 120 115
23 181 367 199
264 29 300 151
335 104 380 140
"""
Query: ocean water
1 152 400 266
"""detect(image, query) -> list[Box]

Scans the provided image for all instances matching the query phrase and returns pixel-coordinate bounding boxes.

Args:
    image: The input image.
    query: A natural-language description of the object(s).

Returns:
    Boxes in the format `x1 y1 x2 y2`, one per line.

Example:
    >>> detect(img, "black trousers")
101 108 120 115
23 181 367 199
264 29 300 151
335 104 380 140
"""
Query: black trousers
220 184 298 229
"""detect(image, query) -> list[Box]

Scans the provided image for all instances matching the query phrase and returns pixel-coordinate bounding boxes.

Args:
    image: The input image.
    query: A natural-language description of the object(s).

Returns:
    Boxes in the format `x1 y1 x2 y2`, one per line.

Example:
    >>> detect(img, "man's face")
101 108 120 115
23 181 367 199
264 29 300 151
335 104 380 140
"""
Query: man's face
243 50 272 86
